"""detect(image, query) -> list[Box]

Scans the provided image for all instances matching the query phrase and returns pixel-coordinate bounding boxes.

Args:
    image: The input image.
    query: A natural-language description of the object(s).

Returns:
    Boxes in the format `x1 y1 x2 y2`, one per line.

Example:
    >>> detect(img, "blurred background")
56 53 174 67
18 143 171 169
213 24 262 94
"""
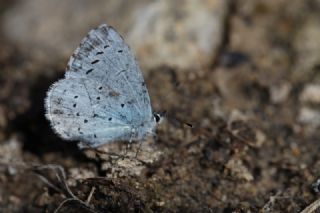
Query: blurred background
1 0 320 212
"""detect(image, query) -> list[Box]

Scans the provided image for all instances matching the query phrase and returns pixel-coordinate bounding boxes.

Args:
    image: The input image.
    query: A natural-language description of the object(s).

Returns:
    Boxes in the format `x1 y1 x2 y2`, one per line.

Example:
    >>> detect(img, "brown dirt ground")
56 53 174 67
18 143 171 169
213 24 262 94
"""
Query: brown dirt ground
1 1 320 213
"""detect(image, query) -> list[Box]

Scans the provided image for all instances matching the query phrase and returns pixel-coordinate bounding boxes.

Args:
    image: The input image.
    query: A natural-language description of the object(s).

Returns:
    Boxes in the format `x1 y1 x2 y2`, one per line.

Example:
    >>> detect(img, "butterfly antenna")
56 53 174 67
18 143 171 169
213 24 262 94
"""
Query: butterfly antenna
170 114 194 128
162 110 194 128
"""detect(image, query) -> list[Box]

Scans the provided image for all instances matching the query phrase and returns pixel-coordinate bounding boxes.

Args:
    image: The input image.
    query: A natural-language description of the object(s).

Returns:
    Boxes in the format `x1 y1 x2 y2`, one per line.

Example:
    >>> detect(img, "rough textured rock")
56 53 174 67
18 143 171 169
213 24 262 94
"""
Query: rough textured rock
84 139 163 178
2 0 229 71
127 0 229 70
2 0 146 64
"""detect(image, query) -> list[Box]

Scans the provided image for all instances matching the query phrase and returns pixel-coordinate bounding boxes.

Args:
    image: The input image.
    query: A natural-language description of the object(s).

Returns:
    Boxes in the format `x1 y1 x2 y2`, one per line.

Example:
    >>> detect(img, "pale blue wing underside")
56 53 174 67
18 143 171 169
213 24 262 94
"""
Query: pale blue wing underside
46 78 133 147
66 24 152 119
45 24 154 147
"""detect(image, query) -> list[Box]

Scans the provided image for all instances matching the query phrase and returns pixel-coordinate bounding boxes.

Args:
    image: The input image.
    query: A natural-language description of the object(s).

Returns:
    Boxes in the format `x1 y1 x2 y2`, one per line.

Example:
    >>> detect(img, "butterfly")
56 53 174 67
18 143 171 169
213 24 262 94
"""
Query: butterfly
45 24 162 148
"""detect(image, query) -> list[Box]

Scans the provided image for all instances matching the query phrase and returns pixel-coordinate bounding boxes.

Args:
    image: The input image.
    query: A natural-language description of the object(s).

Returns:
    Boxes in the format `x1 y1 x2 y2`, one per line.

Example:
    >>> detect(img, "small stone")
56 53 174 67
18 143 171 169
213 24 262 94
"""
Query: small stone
255 130 266 148
225 158 254 182
85 139 162 178
298 107 320 126
270 83 291 104
300 84 320 104
67 167 96 186
0 137 23 163
156 201 165 206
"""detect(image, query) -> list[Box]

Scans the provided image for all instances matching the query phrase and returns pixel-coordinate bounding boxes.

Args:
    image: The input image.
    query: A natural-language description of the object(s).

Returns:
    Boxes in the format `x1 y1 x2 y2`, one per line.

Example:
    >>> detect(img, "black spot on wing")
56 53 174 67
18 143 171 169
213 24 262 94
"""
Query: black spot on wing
86 69 94 74
91 60 100 64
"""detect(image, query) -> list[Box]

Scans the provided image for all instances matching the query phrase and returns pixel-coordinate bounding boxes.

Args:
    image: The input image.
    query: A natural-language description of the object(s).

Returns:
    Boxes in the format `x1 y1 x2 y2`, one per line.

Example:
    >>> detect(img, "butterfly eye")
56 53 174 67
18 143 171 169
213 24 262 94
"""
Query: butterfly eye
154 113 161 123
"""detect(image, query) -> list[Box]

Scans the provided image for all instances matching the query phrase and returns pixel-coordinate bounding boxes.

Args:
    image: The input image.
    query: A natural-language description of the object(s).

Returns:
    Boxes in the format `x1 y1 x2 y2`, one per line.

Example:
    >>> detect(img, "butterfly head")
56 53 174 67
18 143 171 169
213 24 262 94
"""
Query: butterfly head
153 111 166 124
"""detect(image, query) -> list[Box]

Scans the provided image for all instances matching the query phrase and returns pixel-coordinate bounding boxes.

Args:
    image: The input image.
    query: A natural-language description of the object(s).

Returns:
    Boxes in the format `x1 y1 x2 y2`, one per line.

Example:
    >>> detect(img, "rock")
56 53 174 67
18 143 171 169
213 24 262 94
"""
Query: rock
0 137 23 163
298 84 320 128
298 107 320 126
2 0 143 64
84 139 162 178
127 0 229 70
225 158 254 181
270 83 291 104
293 17 320 81
255 130 266 148
67 167 96 187
300 84 320 104
0 137 23 176
2 0 229 71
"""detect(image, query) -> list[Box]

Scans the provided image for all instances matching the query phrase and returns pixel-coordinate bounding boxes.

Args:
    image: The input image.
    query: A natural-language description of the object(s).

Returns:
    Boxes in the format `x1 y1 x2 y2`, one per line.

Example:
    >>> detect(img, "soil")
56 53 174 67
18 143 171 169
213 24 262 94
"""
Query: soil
1 1 320 213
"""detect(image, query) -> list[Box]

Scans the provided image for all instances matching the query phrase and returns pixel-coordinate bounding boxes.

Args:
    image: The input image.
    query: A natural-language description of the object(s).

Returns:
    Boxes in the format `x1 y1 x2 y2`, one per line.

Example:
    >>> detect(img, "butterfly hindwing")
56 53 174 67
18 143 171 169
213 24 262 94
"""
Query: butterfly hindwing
45 78 133 146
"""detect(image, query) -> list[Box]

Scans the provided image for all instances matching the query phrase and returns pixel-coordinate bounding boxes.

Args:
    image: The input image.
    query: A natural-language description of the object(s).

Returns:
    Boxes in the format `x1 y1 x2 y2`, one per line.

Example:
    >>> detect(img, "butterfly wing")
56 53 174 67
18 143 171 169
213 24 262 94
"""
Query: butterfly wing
65 24 153 123
45 24 154 147
45 77 133 147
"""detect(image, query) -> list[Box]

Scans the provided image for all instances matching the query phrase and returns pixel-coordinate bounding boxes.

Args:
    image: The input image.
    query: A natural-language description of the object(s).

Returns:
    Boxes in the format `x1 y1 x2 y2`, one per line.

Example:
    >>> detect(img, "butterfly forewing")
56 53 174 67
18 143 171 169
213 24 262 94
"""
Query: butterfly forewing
66 24 152 121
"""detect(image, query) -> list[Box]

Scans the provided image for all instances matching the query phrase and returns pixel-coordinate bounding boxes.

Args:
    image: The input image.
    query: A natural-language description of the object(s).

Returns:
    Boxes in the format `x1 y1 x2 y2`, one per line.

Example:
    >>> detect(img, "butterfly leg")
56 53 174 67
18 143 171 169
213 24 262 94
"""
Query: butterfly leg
135 140 143 158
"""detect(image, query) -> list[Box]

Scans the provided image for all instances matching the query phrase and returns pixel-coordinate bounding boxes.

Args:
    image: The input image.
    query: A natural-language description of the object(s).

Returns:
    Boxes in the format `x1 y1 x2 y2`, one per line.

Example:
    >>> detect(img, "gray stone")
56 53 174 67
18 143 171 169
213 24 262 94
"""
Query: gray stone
298 107 320 126
300 84 320 104
293 17 320 81
2 0 229 71
127 0 229 70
